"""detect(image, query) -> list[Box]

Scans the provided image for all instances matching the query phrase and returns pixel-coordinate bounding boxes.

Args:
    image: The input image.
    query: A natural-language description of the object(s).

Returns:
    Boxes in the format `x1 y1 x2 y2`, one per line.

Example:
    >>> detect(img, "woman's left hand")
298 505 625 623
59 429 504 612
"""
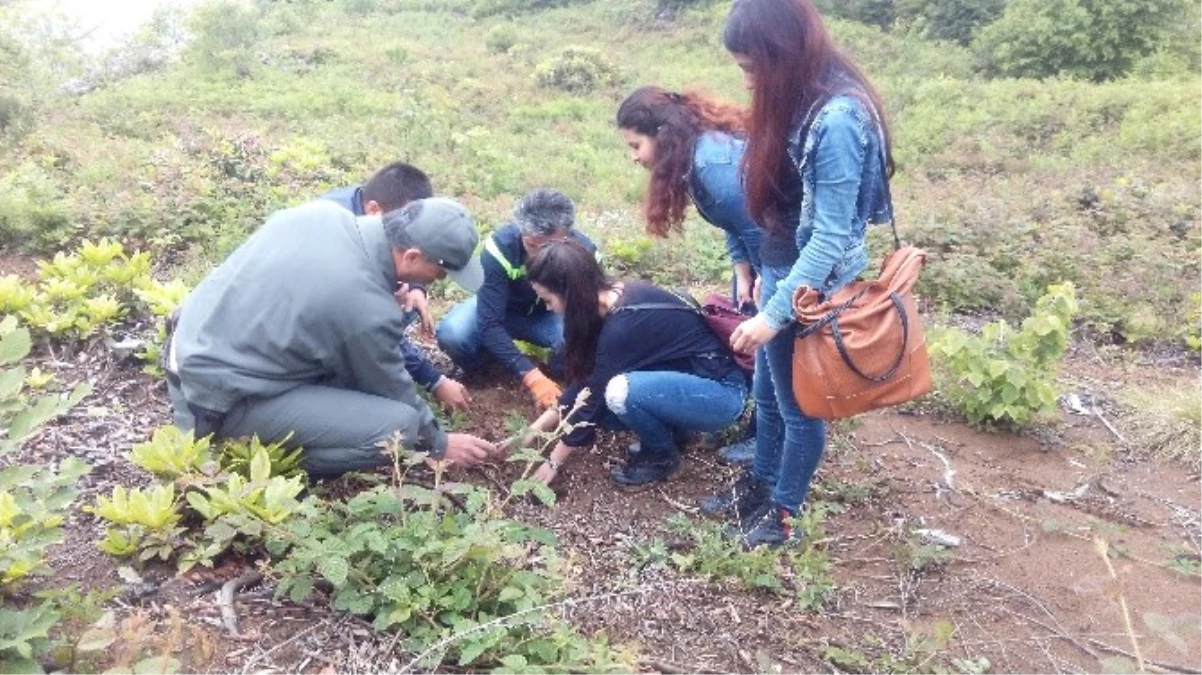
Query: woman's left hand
730 315 781 355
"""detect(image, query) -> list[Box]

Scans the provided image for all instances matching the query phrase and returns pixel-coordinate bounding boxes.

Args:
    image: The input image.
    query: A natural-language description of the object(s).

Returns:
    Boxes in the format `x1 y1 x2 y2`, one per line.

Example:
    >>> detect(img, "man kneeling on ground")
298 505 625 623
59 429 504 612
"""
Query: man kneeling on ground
164 197 498 476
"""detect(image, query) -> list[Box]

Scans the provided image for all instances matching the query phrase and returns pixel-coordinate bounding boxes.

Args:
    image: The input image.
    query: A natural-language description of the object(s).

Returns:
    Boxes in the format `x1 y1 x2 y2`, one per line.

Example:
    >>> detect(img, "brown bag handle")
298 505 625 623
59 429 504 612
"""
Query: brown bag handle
829 291 910 382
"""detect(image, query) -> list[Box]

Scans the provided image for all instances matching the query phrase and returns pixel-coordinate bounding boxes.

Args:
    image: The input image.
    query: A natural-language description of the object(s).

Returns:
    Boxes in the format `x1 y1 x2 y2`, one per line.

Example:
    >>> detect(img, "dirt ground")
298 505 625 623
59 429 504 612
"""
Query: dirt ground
20 327 1202 674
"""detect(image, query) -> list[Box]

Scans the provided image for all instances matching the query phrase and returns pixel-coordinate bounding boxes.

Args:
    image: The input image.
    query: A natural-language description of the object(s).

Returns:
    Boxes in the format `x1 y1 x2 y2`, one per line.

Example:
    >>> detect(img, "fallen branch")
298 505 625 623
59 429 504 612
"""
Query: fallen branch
891 426 956 496
1087 639 1201 675
220 569 264 636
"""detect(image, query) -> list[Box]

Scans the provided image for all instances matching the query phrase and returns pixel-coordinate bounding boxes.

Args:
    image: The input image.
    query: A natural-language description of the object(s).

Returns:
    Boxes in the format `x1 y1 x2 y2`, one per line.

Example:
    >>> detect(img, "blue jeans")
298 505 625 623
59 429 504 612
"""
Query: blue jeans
599 369 747 454
751 263 827 514
436 297 564 375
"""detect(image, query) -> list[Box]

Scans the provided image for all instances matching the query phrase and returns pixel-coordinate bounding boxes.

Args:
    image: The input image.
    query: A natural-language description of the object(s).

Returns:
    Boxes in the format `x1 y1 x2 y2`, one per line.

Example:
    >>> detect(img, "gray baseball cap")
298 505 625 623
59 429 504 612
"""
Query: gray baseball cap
384 197 484 292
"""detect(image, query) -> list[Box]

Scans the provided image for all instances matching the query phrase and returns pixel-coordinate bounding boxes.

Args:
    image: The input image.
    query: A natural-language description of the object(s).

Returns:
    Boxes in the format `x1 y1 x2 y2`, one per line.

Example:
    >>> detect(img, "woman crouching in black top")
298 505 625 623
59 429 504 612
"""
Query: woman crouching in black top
520 240 748 488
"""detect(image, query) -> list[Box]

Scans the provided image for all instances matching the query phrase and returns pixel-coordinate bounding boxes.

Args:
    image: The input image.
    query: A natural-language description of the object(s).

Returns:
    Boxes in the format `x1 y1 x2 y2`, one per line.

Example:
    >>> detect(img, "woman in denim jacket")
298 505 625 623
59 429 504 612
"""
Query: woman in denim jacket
616 86 762 465
706 0 895 548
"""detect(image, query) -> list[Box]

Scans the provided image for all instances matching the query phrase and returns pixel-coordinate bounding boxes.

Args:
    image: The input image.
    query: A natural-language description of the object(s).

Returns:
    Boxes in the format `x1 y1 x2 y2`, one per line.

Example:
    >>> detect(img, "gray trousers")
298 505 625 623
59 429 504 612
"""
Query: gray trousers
168 382 424 477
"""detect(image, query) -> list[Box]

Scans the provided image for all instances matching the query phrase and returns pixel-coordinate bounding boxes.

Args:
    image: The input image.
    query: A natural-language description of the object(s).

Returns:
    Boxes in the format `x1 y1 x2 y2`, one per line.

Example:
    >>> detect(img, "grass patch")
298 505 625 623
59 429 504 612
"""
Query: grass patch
1122 382 1202 470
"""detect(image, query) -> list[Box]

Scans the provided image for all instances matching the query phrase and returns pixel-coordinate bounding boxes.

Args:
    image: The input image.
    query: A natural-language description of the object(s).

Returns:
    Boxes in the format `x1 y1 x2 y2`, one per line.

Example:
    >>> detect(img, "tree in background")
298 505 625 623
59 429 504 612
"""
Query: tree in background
973 0 1193 81
185 0 262 78
813 0 896 30
894 0 1004 45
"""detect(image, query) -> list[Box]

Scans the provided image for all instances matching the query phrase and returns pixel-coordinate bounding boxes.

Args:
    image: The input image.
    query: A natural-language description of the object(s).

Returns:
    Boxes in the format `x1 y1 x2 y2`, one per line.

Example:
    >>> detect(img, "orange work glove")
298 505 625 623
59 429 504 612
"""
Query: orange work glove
522 370 563 408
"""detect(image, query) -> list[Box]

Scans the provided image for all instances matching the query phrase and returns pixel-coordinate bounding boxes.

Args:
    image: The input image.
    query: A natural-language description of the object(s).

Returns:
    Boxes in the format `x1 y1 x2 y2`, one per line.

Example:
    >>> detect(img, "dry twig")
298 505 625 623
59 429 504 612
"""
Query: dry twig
220 569 264 636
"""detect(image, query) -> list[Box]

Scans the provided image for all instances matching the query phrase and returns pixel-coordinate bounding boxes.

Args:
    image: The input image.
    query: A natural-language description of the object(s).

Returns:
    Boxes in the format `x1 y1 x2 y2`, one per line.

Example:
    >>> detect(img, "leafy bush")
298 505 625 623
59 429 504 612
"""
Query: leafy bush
0 316 89 672
470 0 586 19
93 432 308 571
0 316 90 455
894 0 1004 45
931 283 1078 428
185 0 263 78
534 46 620 94
219 436 305 480
269 476 627 670
0 164 72 252
973 0 1191 81
814 0 896 29
485 24 520 54
635 510 835 610
1186 294 1201 352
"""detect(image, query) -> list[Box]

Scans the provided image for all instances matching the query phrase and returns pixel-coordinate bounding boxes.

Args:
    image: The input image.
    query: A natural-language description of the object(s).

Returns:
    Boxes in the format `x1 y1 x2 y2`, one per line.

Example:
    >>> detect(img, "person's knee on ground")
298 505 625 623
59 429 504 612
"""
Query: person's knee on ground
435 302 482 372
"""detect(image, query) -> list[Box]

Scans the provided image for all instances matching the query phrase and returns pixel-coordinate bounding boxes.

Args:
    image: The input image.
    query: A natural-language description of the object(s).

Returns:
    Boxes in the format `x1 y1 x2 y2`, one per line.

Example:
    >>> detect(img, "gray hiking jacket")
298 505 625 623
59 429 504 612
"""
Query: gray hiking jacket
170 201 448 456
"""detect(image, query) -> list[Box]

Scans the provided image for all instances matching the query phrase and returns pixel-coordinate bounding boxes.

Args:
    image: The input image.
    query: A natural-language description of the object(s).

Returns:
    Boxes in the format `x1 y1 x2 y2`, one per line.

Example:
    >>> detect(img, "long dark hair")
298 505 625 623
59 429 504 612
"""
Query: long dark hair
616 86 746 237
724 0 893 231
526 240 614 384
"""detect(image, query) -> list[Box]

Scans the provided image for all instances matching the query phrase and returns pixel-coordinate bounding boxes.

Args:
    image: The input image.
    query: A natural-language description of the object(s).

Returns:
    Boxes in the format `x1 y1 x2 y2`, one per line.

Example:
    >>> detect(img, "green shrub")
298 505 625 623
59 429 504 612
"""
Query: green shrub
814 0 896 29
485 24 520 54
0 315 89 672
973 0 1191 81
1186 294 1201 352
931 283 1078 428
894 0 1004 45
534 46 620 94
269 479 628 670
0 164 73 252
471 0 585 19
185 0 263 78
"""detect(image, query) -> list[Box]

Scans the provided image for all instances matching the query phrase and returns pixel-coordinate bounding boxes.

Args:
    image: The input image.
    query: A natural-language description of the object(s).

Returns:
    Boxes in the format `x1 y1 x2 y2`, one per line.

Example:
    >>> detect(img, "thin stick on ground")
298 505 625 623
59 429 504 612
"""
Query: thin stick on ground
1094 537 1146 673
220 569 265 636
1087 639 1202 675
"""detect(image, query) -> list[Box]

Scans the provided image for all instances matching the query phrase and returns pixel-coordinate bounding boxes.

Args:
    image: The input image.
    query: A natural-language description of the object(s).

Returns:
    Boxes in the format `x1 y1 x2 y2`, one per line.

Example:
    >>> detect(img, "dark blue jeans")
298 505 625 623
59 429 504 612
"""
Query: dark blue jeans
599 368 747 454
751 263 827 514
435 296 564 375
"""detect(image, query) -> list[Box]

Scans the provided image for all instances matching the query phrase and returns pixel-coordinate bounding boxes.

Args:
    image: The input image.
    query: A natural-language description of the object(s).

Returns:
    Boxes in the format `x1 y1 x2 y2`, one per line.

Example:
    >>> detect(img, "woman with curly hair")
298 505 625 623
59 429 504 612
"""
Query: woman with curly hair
616 85 762 465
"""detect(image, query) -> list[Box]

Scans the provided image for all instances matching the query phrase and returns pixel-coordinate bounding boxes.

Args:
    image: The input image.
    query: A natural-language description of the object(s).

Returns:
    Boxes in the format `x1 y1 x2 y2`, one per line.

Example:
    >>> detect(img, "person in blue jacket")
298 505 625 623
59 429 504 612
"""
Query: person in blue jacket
616 86 761 466
436 188 597 409
714 0 896 547
319 161 470 412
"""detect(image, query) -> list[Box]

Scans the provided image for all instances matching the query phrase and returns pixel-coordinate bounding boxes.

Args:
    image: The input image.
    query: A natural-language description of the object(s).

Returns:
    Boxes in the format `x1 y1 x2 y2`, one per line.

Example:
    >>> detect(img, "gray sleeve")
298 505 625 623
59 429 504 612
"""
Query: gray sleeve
337 317 449 457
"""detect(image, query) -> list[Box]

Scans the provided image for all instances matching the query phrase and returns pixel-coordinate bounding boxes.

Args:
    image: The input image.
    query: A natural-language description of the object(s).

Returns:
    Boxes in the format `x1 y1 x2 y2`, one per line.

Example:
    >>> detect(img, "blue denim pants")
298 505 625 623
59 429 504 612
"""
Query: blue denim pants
435 297 564 375
751 263 827 514
599 368 747 455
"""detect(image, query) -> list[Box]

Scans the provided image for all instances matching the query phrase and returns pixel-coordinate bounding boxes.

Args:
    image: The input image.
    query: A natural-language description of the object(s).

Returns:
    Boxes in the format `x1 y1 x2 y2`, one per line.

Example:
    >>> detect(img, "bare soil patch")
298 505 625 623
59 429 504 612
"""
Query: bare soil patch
13 330 1201 674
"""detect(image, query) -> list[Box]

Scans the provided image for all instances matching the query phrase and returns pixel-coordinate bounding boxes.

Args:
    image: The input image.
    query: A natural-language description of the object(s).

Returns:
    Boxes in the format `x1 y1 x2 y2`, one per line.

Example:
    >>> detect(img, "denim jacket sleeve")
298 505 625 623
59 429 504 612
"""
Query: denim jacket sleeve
691 136 763 271
723 229 750 265
760 101 873 330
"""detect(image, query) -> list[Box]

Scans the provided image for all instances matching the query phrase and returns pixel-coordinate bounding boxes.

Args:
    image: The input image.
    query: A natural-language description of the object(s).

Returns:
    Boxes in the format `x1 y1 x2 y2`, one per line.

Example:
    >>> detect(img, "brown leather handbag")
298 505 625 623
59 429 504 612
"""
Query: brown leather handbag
790 235 932 419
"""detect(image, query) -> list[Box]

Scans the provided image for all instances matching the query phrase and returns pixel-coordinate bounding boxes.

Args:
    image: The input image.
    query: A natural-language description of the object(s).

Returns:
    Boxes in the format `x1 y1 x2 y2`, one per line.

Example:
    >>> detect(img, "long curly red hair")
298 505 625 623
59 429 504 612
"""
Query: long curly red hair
616 86 747 237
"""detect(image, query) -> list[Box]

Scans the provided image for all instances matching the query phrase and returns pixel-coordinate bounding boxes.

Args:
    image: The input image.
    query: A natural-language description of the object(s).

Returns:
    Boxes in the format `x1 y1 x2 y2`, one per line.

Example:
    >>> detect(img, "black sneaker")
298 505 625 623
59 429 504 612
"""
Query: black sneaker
699 467 770 520
717 437 757 466
627 429 694 456
610 450 680 488
740 505 802 549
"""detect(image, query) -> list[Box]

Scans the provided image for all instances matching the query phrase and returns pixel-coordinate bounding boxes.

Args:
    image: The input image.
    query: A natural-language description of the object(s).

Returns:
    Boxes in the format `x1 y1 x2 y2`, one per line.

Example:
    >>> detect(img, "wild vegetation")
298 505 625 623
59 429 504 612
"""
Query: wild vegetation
0 0 1197 672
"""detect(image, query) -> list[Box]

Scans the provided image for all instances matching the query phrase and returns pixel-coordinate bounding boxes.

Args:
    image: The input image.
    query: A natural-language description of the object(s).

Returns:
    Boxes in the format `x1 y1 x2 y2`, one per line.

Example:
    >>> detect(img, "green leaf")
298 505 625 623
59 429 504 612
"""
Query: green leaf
0 366 26 400
498 586 524 603
76 626 117 652
131 656 181 674
317 556 349 586
458 639 490 666
0 326 31 365
249 447 271 483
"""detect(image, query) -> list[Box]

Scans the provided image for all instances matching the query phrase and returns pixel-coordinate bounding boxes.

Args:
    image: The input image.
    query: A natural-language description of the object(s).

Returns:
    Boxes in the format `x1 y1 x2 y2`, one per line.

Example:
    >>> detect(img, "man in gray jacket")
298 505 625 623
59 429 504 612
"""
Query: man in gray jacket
166 197 498 476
